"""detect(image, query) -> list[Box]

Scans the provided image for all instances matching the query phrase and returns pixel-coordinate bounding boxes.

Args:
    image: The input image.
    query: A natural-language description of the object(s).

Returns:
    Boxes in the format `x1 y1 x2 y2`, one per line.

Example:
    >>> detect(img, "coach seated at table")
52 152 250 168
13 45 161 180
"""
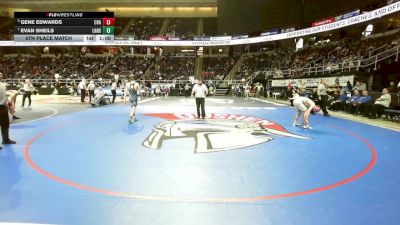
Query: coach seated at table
345 90 360 113
354 90 372 116
368 88 391 119
330 90 348 111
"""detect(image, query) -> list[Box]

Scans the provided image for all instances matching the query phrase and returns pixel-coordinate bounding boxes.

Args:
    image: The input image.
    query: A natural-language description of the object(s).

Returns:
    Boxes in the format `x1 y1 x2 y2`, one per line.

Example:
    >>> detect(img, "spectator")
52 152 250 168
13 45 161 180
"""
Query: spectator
184 83 191 98
345 81 353 92
353 80 367 91
368 88 392 119
346 90 360 113
354 90 372 115
389 81 397 93
331 89 348 111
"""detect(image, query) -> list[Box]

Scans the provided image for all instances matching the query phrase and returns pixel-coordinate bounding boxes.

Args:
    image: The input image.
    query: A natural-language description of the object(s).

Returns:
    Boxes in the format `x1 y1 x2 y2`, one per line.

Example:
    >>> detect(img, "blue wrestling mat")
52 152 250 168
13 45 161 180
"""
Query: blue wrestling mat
0 97 399 225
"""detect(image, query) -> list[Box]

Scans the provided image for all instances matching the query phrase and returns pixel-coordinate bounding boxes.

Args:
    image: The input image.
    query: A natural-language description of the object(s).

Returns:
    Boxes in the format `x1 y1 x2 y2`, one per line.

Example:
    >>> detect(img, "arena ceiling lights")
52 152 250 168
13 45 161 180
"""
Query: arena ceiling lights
1 2 400 47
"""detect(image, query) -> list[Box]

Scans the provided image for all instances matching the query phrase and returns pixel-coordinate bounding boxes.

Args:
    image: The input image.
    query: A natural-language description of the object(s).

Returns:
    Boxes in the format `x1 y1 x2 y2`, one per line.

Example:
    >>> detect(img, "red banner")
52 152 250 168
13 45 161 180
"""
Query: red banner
312 17 336 27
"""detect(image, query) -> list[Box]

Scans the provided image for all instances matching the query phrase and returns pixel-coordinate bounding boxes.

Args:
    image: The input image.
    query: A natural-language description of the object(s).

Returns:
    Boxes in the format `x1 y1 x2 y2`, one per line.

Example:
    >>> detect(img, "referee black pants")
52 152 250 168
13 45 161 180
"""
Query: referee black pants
111 90 116 103
89 90 95 102
22 91 32 106
80 89 86 102
0 105 10 142
320 95 329 115
196 98 206 119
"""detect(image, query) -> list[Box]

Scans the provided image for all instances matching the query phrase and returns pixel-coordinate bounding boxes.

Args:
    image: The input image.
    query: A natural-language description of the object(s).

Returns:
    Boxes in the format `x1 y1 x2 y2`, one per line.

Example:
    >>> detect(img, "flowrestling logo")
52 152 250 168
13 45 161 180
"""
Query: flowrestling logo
143 113 309 153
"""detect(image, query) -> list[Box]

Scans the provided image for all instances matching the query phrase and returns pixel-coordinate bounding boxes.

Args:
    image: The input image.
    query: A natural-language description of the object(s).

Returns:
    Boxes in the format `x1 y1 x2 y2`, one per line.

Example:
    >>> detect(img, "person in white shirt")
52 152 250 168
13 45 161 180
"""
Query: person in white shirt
368 88 392 119
87 80 96 102
78 79 87 103
293 94 317 129
244 84 250 99
317 79 330 116
51 88 58 95
0 75 16 147
114 74 120 86
6 90 20 120
354 81 366 91
22 79 34 108
111 81 117 103
191 80 208 119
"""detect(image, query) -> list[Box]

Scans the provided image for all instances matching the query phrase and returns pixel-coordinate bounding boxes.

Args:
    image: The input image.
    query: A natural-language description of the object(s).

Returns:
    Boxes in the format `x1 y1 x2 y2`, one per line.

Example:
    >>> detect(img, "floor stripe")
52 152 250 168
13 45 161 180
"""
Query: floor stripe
138 97 162 103
0 223 51 225
11 107 58 126
250 98 286 106
24 124 377 203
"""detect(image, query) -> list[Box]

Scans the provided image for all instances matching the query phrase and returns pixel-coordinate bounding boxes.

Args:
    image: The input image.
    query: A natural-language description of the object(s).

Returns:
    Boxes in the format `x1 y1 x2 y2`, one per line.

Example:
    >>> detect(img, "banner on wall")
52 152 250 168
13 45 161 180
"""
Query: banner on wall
194 36 210 41
1 2 400 46
232 35 249 40
210 36 232 41
271 75 354 88
261 29 281 36
335 9 361 21
149 36 168 41
312 17 336 27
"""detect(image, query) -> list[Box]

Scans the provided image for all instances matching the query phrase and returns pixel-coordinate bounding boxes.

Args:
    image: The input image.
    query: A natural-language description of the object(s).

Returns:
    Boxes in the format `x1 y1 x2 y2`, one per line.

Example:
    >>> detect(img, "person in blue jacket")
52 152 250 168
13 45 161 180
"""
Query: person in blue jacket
346 90 360 113
331 90 349 111
354 90 372 115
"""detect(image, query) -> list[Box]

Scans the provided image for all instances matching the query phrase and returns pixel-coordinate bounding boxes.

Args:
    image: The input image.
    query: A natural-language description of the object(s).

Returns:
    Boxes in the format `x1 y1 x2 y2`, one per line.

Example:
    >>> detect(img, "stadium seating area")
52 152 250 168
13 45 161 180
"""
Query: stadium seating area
1 55 69 79
235 53 275 80
166 18 197 40
109 56 153 79
147 56 195 80
59 55 112 79
234 32 400 80
125 18 163 40
202 57 235 80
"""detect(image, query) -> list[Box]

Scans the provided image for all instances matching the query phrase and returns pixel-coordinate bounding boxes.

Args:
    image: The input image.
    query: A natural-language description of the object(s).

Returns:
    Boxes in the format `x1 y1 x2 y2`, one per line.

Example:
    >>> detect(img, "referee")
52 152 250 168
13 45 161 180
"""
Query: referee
78 79 86 103
317 79 330 117
0 79 16 149
191 80 208 119
111 81 117 103
88 80 96 102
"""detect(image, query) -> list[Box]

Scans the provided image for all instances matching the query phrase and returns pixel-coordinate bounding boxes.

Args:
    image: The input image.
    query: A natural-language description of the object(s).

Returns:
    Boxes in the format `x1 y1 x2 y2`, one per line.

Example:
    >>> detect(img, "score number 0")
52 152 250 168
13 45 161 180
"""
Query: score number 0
102 18 115 26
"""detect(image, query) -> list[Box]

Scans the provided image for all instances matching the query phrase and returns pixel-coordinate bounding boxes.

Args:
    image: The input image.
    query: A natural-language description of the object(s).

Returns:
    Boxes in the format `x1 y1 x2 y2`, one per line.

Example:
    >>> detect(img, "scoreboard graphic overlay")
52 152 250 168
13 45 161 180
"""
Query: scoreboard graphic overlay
14 12 115 42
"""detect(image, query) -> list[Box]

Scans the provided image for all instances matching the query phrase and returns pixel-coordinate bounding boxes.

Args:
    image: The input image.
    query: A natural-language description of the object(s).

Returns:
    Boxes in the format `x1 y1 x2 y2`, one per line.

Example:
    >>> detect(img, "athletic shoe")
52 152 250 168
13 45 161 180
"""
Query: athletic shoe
13 116 20 120
129 118 138 124
293 122 299 127
303 125 312 129
2 139 16 144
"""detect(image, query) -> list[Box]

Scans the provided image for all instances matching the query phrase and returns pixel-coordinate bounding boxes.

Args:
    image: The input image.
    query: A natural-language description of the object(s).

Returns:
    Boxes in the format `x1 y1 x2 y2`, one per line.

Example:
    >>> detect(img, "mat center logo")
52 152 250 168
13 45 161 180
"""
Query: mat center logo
143 113 309 153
